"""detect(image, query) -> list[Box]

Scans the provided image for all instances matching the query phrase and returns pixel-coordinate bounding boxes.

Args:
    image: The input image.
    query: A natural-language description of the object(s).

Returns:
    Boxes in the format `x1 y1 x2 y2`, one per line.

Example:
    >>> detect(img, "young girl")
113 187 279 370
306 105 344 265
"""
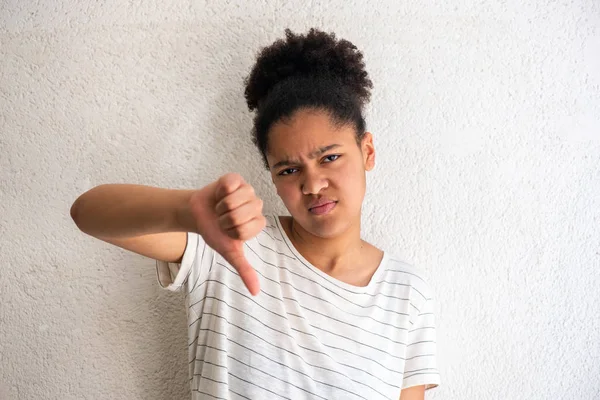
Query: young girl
71 28 440 400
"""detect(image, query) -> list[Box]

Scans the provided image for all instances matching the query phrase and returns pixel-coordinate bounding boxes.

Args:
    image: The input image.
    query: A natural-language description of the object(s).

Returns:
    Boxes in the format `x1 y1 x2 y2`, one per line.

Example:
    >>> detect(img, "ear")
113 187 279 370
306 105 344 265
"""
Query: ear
361 132 376 171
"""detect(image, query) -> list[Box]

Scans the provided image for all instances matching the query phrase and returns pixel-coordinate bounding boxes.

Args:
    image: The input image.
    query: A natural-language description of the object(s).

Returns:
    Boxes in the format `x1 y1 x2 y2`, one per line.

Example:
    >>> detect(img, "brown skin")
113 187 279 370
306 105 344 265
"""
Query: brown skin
399 384 426 400
267 108 382 286
267 108 426 399
70 107 427 398
70 175 266 295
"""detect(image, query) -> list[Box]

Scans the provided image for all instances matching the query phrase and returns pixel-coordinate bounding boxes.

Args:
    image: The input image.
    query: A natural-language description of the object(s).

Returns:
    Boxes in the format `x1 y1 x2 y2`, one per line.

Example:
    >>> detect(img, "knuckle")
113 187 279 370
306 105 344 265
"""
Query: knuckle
226 210 240 225
219 173 242 194
236 226 250 240
232 221 259 241
228 173 243 184
217 213 229 227
222 183 235 195
219 210 236 227
229 228 242 240
222 197 236 211
222 172 238 180
217 174 230 187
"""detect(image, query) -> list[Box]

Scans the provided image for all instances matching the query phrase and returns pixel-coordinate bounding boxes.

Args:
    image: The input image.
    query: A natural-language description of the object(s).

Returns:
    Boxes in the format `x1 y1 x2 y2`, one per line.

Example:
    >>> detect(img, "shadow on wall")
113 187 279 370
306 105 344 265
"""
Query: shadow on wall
98 18 287 400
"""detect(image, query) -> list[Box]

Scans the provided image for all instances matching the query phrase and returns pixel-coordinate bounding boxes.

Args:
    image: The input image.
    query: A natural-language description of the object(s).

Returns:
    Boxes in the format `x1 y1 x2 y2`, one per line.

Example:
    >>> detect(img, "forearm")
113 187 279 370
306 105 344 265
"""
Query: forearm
70 184 196 238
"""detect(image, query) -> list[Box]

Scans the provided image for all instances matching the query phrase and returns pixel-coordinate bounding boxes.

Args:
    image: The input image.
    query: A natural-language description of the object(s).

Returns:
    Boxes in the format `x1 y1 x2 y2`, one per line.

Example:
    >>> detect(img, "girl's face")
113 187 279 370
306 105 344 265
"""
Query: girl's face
266 108 375 239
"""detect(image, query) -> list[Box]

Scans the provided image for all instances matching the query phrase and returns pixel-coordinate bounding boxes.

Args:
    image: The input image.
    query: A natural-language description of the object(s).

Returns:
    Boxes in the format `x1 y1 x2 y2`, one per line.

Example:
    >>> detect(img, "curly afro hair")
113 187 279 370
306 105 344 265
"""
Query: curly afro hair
244 28 373 168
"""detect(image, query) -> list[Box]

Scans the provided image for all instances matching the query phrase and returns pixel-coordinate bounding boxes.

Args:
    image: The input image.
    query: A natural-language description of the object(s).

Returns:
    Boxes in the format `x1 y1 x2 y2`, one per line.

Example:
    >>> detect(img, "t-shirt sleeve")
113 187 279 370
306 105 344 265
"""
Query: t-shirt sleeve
155 232 212 293
402 295 441 390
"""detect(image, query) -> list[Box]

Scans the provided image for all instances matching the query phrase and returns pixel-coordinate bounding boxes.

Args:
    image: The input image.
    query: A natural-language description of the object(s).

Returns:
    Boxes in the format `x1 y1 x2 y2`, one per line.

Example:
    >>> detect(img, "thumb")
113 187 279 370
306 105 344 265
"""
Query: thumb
224 247 260 296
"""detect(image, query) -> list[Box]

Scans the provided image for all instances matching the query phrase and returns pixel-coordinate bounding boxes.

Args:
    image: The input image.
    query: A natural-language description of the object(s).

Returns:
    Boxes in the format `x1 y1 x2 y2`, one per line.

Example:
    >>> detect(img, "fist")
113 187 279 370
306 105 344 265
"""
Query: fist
189 173 266 295
213 173 266 241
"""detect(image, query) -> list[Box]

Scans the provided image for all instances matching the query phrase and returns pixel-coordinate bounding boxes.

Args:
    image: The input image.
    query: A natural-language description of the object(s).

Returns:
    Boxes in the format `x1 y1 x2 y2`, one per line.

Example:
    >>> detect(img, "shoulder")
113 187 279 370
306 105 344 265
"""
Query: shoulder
380 253 436 303
260 214 286 242
245 214 294 257
263 214 281 230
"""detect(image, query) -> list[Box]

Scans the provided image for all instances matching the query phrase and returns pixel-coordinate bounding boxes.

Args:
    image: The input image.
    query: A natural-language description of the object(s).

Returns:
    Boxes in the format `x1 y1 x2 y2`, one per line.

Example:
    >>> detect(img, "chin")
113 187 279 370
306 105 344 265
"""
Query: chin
307 221 340 239
299 208 350 239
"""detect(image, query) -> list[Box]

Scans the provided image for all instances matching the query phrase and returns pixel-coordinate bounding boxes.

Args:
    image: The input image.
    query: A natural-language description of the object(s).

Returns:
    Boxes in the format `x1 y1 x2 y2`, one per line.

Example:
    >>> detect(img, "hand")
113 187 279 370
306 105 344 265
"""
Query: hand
189 173 266 295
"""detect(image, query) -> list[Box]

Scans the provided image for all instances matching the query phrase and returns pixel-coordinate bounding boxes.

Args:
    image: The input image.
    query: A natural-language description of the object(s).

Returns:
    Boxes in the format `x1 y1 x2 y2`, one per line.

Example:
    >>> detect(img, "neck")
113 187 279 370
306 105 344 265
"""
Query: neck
285 216 365 272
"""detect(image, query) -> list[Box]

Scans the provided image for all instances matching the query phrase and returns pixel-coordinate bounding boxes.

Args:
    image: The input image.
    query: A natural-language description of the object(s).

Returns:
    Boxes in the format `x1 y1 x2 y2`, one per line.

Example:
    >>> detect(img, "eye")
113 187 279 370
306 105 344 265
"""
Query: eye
323 154 340 163
279 168 298 176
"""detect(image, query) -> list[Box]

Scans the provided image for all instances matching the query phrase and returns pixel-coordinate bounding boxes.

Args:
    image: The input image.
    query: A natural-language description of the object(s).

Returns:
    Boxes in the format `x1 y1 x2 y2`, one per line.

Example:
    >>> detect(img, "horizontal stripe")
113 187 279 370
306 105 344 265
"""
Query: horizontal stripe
193 329 392 395
404 367 439 374
403 371 440 380
189 242 207 293
272 218 431 301
174 215 438 399
202 359 292 400
191 389 226 400
217 261 410 332
195 375 251 400
192 310 404 383
193 275 408 363
255 237 295 259
194 294 406 373
245 244 417 315
407 340 436 347
259 228 284 243
406 353 436 361
196 343 358 400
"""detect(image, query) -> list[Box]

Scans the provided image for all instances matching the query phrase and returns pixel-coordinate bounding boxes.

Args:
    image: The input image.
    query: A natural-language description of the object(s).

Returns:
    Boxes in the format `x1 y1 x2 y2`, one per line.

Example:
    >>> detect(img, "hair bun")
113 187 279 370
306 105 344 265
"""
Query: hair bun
244 28 372 111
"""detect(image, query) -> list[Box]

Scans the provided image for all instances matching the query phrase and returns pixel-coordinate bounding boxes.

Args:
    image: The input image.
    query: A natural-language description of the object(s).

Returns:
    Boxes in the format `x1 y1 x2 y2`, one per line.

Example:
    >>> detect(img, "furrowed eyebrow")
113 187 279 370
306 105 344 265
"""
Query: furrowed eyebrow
271 144 342 170
309 144 342 158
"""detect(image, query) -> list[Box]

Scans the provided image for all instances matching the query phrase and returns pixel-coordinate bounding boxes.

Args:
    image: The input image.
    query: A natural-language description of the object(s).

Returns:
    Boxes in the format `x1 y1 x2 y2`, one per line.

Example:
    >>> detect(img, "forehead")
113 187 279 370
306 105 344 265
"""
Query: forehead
267 109 355 158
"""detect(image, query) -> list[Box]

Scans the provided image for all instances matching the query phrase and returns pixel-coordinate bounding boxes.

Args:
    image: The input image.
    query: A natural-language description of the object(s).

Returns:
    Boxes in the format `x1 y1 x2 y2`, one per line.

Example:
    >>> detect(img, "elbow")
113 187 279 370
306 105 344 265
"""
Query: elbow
70 185 108 234
70 197 83 230
70 187 96 231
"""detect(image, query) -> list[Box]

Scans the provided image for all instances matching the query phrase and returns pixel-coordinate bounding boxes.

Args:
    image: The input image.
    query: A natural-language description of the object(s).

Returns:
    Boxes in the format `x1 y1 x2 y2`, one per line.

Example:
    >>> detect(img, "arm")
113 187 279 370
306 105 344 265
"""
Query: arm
399 385 425 400
70 184 196 263
70 174 266 295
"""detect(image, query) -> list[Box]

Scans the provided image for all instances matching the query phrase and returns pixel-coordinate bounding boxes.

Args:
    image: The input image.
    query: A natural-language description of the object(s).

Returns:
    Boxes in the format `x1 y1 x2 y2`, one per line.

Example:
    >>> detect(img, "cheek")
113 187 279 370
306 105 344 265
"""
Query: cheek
338 159 363 181
336 160 366 194
275 182 298 203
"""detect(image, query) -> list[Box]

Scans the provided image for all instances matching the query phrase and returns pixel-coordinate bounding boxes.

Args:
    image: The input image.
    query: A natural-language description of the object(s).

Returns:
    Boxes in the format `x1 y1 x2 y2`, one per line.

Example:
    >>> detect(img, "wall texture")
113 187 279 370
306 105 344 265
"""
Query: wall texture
1 1 599 399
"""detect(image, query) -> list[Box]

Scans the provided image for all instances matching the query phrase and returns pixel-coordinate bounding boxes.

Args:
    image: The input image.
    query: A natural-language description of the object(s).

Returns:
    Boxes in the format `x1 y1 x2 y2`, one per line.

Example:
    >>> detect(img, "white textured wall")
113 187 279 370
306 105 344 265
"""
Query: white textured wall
1 1 599 399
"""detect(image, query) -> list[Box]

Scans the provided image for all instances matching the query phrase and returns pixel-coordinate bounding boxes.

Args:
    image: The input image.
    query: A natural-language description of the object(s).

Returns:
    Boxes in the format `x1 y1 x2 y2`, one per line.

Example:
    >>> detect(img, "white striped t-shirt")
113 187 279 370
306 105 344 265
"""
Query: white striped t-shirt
156 215 440 399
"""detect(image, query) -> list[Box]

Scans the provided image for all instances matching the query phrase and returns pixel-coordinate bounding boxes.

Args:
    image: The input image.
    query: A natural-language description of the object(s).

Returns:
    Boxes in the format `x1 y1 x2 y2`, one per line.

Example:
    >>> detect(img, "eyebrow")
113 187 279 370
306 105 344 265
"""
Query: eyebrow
271 144 342 170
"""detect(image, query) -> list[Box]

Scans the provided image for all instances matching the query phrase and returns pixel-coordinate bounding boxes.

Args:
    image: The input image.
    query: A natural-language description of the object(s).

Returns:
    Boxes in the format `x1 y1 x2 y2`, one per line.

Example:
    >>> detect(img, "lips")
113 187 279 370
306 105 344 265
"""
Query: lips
308 198 337 215
308 198 336 209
